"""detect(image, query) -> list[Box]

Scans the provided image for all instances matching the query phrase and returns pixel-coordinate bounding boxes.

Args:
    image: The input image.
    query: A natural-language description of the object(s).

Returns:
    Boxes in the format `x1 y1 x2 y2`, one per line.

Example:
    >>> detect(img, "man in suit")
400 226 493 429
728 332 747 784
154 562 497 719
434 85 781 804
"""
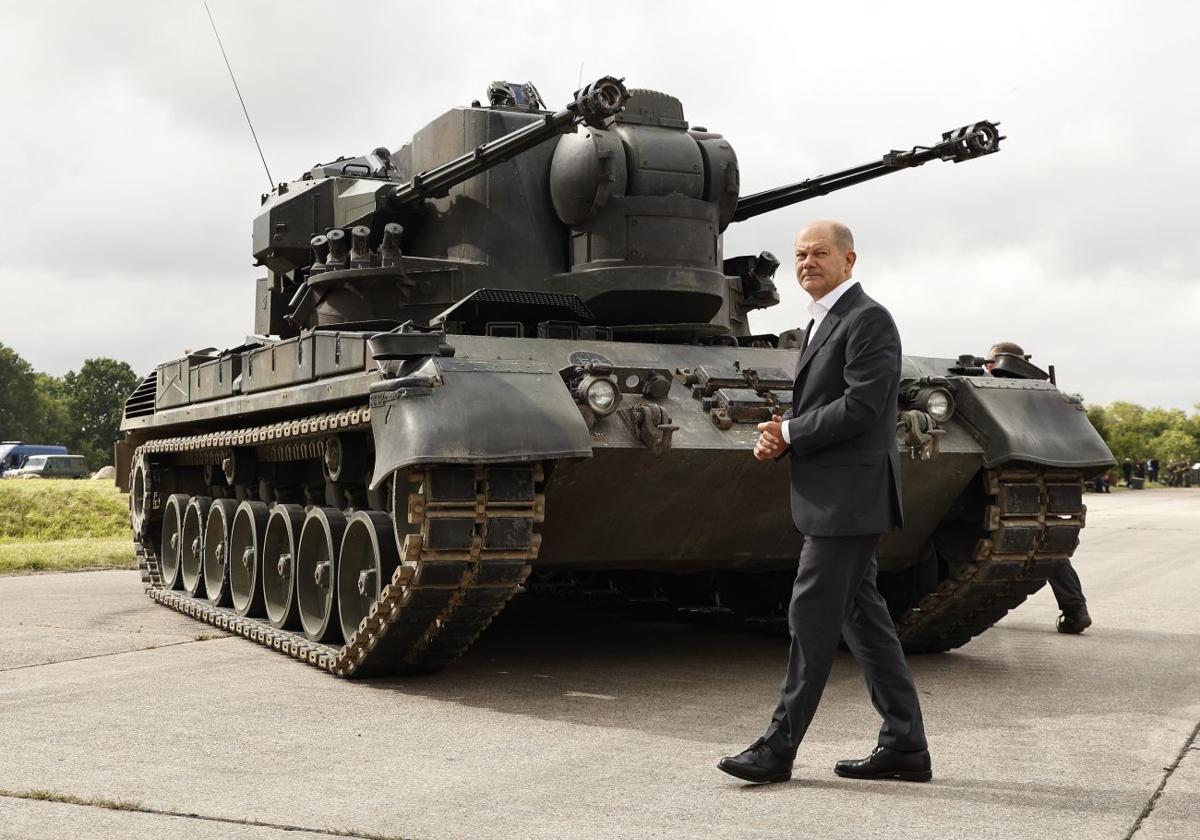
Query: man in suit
718 220 930 785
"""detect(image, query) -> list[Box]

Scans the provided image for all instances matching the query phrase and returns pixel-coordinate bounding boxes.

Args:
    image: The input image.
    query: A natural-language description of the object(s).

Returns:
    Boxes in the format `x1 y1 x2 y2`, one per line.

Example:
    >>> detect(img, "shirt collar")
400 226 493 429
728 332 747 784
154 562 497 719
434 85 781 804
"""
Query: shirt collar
806 277 859 317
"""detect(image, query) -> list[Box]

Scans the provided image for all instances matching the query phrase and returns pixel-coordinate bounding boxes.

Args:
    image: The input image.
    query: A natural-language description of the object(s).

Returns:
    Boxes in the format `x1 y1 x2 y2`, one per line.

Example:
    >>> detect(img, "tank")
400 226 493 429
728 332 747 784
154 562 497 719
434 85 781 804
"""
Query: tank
118 75 1114 677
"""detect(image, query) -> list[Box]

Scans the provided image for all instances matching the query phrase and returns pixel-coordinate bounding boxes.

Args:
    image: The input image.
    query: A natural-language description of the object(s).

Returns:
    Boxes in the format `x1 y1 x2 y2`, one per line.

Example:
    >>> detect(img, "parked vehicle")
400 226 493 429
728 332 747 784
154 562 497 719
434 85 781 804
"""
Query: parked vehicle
0 442 69 474
7 454 90 479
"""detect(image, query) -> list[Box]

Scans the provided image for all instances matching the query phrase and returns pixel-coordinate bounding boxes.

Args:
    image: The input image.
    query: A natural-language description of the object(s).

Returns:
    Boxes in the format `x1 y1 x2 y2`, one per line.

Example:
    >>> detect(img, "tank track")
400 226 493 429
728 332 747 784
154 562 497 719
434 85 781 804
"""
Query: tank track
894 467 1086 652
131 406 543 678
530 467 1087 654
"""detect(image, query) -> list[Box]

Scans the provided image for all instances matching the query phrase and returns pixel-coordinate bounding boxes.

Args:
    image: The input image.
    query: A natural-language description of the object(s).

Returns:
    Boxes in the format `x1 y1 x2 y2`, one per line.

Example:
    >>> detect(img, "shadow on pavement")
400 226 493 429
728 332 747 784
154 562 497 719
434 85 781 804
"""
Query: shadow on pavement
354 595 1154 742
740 775 1142 813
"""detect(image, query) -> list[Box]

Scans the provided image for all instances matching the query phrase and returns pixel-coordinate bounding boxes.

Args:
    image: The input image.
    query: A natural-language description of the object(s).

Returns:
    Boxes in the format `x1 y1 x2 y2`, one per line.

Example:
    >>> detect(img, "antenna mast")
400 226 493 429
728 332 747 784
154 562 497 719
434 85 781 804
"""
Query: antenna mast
203 1 274 190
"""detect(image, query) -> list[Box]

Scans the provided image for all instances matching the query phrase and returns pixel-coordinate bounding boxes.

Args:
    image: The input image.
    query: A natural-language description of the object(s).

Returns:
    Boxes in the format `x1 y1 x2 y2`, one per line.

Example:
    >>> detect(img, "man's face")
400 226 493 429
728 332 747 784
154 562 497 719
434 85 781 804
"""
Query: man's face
984 346 1000 373
794 227 855 301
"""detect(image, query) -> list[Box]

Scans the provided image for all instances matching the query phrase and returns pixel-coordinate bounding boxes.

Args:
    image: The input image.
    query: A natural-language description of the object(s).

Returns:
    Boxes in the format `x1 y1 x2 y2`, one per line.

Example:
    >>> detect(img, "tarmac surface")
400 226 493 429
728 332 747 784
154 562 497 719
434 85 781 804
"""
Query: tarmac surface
1 488 1197 840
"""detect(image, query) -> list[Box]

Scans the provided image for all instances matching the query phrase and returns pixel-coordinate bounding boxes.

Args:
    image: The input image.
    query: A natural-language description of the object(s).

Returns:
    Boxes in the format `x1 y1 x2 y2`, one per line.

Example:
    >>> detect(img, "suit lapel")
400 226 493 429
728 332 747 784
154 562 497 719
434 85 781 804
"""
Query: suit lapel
793 283 864 380
794 311 840 379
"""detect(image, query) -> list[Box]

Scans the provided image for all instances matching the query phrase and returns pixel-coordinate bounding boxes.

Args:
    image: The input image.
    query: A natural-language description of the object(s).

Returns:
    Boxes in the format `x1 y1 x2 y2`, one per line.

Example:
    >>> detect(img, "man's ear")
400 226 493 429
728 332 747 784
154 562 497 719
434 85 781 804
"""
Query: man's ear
845 250 857 273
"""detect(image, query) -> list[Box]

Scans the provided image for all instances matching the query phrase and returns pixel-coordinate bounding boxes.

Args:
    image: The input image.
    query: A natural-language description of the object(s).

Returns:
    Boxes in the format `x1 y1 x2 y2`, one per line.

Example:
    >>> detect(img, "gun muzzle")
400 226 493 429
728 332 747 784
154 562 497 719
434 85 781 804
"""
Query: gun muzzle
940 121 1003 162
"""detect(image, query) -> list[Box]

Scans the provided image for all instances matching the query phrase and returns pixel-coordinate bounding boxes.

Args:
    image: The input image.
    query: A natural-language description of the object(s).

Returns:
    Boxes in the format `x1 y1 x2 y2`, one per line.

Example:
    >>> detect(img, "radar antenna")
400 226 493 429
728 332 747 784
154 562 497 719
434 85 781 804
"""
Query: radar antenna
202 1 274 190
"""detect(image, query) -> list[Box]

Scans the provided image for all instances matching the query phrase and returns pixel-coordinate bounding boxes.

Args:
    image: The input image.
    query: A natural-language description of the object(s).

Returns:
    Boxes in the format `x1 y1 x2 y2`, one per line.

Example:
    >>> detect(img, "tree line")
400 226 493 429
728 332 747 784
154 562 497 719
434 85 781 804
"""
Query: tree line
0 342 141 471
1085 402 1200 468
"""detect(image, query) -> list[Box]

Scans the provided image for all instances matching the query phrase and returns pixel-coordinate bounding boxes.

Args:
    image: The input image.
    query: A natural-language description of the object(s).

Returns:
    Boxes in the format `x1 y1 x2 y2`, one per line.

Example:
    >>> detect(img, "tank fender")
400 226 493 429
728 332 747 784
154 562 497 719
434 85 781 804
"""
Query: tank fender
953 377 1114 470
367 359 593 487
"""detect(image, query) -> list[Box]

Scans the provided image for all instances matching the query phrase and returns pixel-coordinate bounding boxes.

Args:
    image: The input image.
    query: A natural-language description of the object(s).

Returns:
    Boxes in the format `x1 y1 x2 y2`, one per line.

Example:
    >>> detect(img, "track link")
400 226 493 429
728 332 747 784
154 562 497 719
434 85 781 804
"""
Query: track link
131 406 542 678
894 467 1087 652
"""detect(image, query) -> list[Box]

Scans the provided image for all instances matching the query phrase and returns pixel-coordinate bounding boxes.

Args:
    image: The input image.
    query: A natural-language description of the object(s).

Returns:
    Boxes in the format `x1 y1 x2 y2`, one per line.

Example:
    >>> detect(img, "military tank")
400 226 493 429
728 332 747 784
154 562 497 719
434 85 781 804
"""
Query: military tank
118 75 1114 677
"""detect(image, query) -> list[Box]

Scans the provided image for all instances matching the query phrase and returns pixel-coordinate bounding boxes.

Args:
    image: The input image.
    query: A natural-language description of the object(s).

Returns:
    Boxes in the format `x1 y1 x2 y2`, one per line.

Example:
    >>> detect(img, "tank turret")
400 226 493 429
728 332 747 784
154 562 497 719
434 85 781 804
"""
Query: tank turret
250 77 1000 341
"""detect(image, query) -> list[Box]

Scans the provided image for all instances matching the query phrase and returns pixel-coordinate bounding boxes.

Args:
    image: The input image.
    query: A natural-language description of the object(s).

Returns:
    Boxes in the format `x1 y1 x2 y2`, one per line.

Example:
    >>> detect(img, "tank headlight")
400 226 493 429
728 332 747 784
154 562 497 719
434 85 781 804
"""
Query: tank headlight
921 387 954 422
582 377 620 416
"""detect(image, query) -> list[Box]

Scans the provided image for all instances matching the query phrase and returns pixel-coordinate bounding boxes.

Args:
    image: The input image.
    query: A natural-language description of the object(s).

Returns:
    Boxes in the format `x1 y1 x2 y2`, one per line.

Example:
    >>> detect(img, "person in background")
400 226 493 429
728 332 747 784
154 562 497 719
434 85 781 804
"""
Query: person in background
986 342 1093 635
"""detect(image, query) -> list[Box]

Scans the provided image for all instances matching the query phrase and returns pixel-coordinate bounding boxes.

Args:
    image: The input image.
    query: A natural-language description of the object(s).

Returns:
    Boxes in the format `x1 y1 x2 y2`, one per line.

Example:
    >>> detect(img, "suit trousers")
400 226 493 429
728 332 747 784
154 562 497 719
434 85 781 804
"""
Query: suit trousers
1048 560 1087 611
763 534 927 756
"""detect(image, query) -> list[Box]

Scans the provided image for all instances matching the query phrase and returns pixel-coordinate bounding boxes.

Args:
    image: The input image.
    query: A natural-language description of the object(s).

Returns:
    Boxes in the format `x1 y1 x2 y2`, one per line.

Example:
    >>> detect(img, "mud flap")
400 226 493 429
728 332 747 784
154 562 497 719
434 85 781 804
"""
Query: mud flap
367 368 593 488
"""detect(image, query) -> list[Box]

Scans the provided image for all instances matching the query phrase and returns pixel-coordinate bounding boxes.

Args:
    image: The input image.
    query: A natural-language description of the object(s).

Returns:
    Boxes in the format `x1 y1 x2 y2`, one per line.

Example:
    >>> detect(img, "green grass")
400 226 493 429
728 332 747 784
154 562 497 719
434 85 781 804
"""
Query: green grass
0 479 129 541
0 479 133 574
0 538 135 574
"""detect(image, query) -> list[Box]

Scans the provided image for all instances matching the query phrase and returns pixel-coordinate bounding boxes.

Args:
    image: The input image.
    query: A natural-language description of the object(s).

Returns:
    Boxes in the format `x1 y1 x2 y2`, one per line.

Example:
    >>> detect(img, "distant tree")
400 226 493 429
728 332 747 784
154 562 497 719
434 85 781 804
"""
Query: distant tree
1104 401 1146 427
1085 404 1109 441
1085 399 1200 472
1185 410 1200 448
0 342 38 440
1152 428 1199 464
1099 401 1153 465
1141 407 1187 440
32 373 75 448
63 358 140 468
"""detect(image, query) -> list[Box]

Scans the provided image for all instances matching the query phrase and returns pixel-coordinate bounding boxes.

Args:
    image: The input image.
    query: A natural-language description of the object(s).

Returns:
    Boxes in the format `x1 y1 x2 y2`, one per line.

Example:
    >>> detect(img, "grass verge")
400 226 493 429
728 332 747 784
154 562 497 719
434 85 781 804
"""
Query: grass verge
0 479 133 575
0 479 129 541
0 538 135 575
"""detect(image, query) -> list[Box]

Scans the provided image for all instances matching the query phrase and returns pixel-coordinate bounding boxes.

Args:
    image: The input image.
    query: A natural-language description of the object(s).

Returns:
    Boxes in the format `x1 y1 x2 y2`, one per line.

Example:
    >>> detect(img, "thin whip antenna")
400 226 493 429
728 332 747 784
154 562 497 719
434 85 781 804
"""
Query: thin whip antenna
577 61 584 91
203 1 274 190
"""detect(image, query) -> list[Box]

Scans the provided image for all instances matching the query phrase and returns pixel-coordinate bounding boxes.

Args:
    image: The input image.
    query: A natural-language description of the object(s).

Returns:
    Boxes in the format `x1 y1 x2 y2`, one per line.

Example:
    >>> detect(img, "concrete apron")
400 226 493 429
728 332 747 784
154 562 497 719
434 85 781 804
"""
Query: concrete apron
0 489 1197 840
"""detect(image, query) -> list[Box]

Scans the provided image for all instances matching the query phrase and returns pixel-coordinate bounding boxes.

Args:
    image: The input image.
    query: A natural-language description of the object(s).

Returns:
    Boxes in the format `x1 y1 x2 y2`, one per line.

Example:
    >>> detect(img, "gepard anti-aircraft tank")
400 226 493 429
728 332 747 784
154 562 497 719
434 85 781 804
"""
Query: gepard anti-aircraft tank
118 75 1114 676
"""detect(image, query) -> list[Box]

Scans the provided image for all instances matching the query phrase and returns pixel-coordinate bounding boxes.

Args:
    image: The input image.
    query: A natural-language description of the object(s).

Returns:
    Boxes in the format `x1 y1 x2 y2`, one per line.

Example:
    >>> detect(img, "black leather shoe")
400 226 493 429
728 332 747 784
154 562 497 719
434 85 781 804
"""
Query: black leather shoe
1057 606 1092 634
834 746 932 782
718 739 793 784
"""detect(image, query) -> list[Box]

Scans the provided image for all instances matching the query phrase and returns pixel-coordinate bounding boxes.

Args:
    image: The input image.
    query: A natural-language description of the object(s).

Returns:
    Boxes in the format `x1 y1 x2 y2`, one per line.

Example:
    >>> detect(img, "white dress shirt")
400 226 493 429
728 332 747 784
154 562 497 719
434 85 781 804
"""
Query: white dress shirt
781 278 860 444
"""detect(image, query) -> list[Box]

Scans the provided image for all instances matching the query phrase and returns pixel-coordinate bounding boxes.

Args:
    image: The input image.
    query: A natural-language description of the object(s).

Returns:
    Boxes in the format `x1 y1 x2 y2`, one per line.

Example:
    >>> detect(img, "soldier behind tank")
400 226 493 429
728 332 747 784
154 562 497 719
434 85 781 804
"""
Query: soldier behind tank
985 342 1093 635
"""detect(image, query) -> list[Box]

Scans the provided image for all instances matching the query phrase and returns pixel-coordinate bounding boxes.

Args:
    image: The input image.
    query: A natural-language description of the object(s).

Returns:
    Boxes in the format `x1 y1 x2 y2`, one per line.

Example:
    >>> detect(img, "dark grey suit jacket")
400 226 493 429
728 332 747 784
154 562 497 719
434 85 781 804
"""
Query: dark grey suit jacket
782 282 903 537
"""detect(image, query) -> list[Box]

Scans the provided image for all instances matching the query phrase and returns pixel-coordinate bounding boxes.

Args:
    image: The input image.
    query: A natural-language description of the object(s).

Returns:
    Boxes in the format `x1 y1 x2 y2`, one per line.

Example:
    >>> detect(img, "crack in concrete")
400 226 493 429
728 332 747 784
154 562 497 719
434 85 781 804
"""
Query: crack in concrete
8 621 168 631
1124 718 1200 839
0 636 224 674
0 790 414 840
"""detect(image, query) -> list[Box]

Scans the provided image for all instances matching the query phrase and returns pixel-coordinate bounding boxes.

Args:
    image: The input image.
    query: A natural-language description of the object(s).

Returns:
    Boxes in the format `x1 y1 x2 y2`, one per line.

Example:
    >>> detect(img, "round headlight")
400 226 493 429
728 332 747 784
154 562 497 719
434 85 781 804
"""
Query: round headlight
585 378 619 415
923 388 953 422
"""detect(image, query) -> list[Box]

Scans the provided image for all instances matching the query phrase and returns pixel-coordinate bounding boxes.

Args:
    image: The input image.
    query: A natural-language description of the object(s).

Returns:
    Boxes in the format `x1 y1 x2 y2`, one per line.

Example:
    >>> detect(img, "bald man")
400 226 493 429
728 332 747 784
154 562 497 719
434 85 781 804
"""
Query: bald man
719 221 930 785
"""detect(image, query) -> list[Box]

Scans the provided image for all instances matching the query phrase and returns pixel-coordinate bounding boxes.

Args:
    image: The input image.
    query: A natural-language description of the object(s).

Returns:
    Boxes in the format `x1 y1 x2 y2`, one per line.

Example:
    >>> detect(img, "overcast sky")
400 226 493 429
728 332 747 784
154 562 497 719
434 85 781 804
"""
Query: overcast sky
2 1 1197 409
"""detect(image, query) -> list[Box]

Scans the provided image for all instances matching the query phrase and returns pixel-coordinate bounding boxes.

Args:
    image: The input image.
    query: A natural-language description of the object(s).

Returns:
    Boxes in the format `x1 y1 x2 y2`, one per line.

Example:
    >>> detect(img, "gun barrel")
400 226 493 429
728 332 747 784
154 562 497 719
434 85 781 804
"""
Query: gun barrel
731 121 1002 223
386 76 628 210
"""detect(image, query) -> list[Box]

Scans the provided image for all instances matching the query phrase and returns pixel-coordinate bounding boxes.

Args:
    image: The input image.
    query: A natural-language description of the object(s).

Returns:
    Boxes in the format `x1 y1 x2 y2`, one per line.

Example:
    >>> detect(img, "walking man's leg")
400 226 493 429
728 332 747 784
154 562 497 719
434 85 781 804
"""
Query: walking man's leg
718 535 873 784
762 535 877 756
840 555 928 754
